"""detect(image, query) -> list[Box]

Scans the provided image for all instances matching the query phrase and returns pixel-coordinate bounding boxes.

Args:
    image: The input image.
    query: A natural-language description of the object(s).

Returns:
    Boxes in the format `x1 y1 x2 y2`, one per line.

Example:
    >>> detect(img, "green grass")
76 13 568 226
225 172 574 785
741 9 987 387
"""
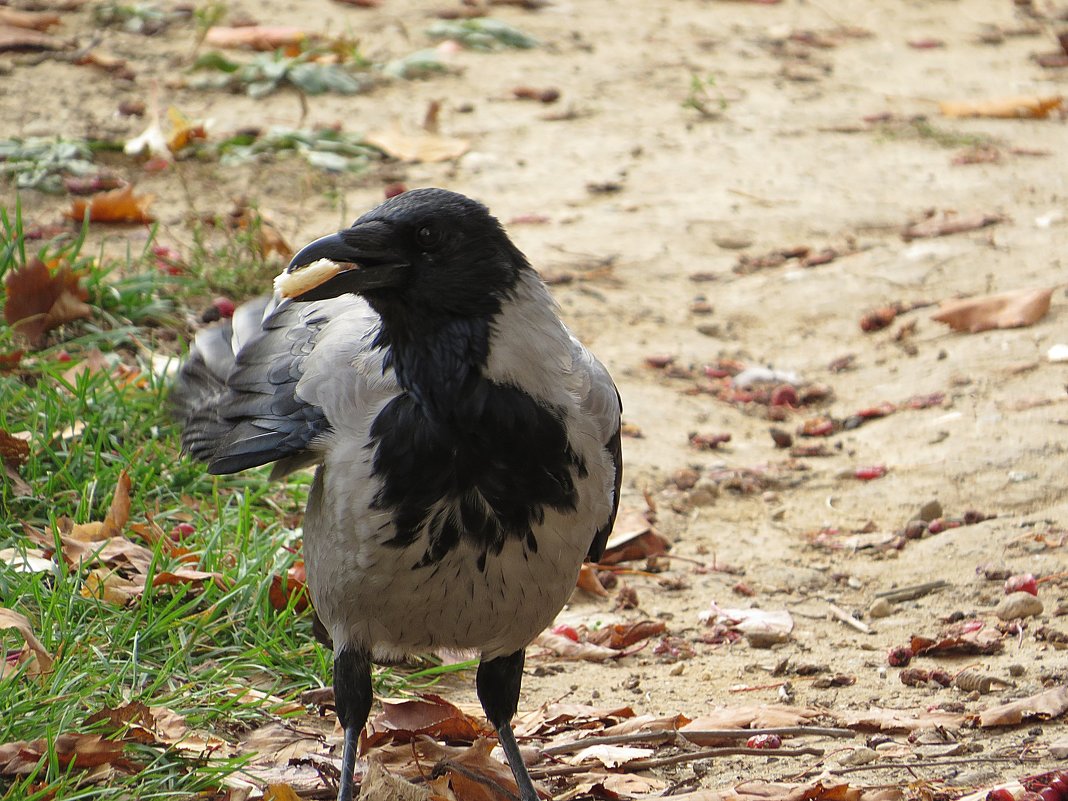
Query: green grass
874 116 998 149
0 203 474 798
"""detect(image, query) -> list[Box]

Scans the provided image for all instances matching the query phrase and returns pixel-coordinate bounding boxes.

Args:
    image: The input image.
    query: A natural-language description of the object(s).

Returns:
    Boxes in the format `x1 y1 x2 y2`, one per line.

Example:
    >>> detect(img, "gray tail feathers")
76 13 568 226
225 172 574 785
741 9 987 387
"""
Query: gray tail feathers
169 296 272 467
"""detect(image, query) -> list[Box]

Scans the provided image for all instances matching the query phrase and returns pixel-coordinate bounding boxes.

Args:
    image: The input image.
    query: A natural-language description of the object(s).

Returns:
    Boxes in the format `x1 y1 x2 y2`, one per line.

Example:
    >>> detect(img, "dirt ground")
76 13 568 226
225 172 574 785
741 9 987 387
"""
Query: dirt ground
3 0 1067 796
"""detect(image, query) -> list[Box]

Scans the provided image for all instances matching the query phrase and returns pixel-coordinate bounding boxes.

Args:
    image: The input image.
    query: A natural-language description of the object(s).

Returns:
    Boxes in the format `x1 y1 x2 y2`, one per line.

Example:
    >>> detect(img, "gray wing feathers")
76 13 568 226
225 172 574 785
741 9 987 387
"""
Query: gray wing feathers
571 338 623 562
172 295 379 477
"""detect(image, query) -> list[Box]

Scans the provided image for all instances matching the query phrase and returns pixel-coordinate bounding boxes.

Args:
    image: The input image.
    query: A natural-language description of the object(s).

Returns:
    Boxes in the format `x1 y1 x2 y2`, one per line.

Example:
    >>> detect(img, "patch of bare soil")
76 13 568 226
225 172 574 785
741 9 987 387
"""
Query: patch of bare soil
2 0 1067 797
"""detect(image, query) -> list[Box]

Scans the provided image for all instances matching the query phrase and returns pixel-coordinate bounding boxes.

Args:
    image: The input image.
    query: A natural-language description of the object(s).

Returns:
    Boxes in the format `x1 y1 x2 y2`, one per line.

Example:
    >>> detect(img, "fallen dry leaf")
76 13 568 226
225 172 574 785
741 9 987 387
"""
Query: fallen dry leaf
365 129 470 163
575 562 609 596
368 693 492 745
225 204 293 261
3 257 91 346
910 620 1003 656
532 630 618 661
978 685 1068 727
0 607 54 677
701 604 794 647
205 25 309 52
586 619 666 650
0 734 128 776
0 428 31 495
64 470 132 542
514 702 635 738
600 507 669 564
567 743 653 767
268 561 311 612
837 707 964 732
0 8 60 30
931 286 1054 333
0 547 52 574
437 737 528 801
81 568 140 605
67 185 156 224
0 23 63 51
940 95 1064 119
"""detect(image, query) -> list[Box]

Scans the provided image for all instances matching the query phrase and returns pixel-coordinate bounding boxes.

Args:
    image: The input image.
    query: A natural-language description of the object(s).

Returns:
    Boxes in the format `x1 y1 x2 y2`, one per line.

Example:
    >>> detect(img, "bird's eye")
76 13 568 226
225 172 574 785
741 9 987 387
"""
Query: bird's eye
416 225 440 249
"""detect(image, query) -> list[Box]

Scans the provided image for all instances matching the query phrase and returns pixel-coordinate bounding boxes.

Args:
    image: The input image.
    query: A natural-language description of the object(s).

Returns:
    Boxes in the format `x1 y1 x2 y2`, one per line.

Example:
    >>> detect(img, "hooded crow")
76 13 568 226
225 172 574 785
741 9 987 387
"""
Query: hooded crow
171 188 623 801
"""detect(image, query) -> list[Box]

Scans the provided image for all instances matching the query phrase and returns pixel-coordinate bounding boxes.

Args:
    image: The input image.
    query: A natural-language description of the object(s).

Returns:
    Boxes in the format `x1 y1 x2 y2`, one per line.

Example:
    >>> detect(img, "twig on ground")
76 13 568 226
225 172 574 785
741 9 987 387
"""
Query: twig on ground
539 726 855 757
875 580 950 603
531 746 825 779
825 600 871 634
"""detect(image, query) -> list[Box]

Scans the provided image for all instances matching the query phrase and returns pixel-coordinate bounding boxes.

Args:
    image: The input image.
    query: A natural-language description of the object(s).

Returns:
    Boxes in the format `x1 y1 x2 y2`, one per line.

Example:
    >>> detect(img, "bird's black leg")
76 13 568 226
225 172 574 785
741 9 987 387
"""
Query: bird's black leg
477 649 539 801
333 648 372 801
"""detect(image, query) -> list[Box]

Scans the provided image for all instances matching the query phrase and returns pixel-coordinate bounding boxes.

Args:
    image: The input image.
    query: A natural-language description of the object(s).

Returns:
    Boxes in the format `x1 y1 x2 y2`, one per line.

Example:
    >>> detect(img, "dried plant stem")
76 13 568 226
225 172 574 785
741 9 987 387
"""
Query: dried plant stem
539 726 855 757
531 746 825 779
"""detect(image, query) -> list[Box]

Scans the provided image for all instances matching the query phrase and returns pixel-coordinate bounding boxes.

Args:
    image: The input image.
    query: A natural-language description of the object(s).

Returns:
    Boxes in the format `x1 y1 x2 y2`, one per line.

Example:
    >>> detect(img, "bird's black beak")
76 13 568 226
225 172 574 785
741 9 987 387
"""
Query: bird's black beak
276 223 408 302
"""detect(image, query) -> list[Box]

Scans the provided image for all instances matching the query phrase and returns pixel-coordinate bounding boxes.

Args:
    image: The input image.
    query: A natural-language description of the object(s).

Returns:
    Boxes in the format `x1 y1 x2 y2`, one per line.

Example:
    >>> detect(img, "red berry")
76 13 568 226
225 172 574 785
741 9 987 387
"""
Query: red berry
551 624 579 642
56 350 72 363
746 734 782 749
769 384 798 408
1004 573 1038 596
854 465 887 481
383 183 407 199
887 646 913 667
172 522 195 537
212 297 236 318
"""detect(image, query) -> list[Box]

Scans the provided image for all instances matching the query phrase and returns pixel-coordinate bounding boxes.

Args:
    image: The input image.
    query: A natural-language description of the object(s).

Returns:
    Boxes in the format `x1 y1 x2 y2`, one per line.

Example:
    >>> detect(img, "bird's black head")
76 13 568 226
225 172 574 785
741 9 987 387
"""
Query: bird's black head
280 188 529 322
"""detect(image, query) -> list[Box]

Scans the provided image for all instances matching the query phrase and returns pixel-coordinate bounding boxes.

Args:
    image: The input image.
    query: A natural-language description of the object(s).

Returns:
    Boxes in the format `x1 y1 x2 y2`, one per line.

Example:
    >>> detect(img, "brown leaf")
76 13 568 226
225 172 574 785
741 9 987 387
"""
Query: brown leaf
837 707 964 732
151 568 227 591
0 23 63 51
64 471 132 542
910 620 1003 656
3 257 91 346
370 693 492 744
205 25 309 51
600 508 669 564
531 630 618 662
514 702 635 738
85 701 159 744
575 563 609 596
67 185 156 224
586 620 666 650
978 685 1068 727
268 561 311 612
439 737 525 801
102 470 131 539
0 607 54 677
0 733 126 776
365 129 470 163
0 429 30 468
931 287 1054 333
940 95 1064 119
81 568 140 605
0 9 60 30
227 204 292 260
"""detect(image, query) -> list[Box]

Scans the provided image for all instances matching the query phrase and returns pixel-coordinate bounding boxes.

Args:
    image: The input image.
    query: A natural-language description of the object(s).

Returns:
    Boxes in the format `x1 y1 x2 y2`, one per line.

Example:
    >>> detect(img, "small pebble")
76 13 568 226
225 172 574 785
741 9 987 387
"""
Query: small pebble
669 663 685 676
689 483 718 507
916 499 943 522
1008 663 1025 677
838 747 877 766
868 598 894 619
995 592 1044 621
